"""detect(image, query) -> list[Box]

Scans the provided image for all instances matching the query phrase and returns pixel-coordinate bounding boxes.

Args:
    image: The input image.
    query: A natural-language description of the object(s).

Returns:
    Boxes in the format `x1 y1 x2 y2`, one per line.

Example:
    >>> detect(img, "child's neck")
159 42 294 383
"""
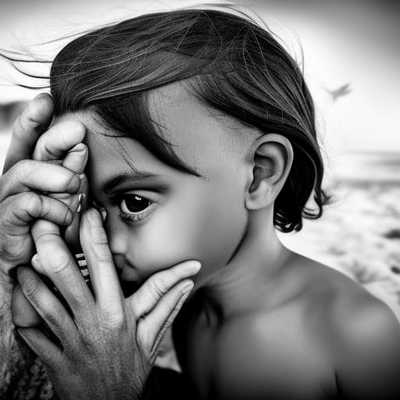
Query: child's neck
199 210 297 318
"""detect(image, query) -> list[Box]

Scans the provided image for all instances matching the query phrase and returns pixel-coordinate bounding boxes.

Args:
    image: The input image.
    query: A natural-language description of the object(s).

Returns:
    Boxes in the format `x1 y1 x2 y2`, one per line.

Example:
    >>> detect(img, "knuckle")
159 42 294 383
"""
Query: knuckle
148 277 166 298
101 310 125 330
136 321 151 352
92 226 109 245
21 275 40 298
33 230 59 245
42 141 60 160
50 252 71 275
40 307 60 328
91 245 112 265
16 159 31 175
95 251 113 265
21 192 42 216
12 160 33 182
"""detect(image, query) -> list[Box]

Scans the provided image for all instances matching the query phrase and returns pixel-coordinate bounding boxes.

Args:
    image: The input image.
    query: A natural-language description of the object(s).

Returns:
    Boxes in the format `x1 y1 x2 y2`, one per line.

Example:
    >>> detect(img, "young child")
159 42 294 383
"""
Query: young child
4 5 400 400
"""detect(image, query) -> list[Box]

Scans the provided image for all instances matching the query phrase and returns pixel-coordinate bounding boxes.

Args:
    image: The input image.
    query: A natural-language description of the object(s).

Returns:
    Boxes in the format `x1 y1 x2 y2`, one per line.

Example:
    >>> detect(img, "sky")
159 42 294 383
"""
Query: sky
0 0 399 160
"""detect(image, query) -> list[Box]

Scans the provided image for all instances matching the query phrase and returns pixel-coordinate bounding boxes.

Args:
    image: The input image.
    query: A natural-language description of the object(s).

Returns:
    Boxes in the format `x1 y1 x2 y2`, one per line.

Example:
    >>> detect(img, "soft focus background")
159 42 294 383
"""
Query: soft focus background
1 0 399 330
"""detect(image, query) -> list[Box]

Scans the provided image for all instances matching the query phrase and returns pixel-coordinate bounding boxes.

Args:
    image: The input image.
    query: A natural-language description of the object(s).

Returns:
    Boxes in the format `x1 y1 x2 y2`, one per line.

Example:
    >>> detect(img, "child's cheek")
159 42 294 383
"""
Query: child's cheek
129 187 247 281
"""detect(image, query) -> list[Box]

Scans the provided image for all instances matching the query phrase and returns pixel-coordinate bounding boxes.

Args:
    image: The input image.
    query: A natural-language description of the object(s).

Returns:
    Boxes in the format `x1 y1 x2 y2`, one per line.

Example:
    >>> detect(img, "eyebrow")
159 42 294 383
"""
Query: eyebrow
101 171 162 194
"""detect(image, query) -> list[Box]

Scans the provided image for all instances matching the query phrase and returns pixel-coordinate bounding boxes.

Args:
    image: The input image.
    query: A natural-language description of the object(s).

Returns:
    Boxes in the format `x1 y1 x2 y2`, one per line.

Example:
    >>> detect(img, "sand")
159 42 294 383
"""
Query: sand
280 181 400 321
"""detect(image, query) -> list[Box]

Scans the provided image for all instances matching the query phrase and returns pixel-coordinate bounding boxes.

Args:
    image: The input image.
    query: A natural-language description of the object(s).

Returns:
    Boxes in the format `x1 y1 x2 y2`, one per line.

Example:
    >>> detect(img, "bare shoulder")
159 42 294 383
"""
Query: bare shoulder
212 257 400 399
325 278 400 399
210 259 351 399
301 257 400 399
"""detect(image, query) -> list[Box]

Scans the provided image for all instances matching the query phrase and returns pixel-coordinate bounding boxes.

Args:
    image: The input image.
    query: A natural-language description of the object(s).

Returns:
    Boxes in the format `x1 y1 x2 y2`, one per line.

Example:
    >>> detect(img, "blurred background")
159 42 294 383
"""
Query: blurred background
1 0 399 322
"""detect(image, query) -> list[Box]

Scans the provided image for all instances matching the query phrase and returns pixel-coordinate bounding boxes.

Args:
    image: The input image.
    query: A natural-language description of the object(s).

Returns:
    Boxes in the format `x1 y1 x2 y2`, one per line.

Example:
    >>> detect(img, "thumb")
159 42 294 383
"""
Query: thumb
136 279 194 363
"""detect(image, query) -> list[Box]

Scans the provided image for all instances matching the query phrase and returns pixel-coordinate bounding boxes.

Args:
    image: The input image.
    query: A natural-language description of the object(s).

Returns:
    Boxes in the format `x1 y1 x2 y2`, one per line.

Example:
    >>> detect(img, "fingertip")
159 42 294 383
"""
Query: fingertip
72 142 87 153
35 92 53 103
31 93 54 119
180 279 195 294
16 265 30 282
179 260 202 275
31 253 39 267
85 207 102 224
65 120 86 140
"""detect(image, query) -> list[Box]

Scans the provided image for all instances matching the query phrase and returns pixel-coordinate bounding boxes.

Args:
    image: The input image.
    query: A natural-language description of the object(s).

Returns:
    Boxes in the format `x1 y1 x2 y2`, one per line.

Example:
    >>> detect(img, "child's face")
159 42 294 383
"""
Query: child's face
62 83 255 290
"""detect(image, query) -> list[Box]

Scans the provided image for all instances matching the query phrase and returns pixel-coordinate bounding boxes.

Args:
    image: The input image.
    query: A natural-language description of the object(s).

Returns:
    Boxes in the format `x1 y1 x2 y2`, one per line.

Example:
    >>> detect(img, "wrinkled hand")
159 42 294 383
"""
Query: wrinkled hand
0 93 86 278
0 93 88 326
16 208 201 400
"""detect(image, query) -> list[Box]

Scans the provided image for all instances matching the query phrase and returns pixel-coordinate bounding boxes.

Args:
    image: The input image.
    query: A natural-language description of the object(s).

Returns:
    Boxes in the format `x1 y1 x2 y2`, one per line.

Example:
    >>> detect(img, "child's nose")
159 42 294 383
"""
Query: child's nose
104 210 128 257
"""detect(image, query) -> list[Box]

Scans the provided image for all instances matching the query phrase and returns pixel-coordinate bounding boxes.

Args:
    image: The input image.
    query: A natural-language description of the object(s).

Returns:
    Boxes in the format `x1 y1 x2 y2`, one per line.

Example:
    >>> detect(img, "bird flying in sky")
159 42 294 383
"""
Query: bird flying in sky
325 83 352 102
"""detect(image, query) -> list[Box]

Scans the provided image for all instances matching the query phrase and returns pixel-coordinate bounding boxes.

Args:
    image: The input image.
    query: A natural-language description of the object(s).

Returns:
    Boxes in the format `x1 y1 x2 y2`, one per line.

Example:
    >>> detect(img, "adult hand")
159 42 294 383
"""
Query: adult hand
0 93 84 278
0 93 88 326
16 208 201 400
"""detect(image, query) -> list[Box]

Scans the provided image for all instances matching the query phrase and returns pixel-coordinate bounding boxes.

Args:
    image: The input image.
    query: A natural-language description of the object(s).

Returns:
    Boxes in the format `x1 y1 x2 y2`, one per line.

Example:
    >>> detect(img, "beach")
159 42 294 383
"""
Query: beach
280 154 400 321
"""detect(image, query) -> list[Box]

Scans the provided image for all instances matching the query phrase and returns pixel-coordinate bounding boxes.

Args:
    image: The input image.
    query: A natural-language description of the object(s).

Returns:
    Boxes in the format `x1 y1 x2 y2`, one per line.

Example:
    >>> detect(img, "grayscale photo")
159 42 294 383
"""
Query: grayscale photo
0 1 399 399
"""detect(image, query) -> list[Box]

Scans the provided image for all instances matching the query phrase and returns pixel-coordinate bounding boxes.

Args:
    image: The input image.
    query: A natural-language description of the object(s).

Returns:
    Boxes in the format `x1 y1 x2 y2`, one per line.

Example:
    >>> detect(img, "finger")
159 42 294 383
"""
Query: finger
2 191 80 227
11 284 42 327
17 266 79 344
80 208 122 313
2 93 53 173
31 222 94 315
0 160 81 201
62 143 88 174
17 327 63 368
127 260 201 320
64 174 88 252
32 120 86 162
136 279 194 360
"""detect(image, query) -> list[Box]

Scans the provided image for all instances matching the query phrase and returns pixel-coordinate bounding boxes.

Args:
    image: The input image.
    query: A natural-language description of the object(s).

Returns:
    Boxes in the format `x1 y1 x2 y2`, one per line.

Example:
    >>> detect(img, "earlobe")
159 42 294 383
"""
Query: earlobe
244 134 293 211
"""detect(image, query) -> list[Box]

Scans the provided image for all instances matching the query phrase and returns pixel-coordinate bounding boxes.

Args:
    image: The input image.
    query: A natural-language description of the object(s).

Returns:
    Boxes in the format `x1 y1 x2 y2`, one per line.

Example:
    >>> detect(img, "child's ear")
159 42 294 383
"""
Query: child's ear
245 134 293 210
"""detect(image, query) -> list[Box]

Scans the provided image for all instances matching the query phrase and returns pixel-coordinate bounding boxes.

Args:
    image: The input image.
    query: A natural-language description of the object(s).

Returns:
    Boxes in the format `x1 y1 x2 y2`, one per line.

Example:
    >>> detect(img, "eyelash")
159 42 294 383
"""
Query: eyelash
113 193 155 224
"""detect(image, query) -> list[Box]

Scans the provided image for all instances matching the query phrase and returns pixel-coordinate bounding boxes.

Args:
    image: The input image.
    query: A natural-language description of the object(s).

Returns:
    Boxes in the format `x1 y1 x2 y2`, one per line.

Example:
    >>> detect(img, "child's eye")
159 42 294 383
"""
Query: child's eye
118 194 154 223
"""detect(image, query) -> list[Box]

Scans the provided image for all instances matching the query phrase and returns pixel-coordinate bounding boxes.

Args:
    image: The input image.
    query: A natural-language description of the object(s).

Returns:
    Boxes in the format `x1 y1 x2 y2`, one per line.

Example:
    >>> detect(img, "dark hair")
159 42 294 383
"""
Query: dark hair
7 6 330 232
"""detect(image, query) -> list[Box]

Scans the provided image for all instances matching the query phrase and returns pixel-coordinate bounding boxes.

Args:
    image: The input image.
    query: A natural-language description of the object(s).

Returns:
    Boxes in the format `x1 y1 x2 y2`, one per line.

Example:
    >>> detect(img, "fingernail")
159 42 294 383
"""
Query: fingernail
35 93 49 100
31 253 39 267
86 208 100 225
74 143 86 153
183 261 202 275
180 280 194 294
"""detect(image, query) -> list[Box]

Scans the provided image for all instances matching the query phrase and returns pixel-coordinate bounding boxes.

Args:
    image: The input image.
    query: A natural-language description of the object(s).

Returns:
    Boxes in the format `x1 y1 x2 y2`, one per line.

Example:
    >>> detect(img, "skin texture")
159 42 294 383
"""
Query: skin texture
56 82 400 399
0 93 203 399
5 84 400 399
